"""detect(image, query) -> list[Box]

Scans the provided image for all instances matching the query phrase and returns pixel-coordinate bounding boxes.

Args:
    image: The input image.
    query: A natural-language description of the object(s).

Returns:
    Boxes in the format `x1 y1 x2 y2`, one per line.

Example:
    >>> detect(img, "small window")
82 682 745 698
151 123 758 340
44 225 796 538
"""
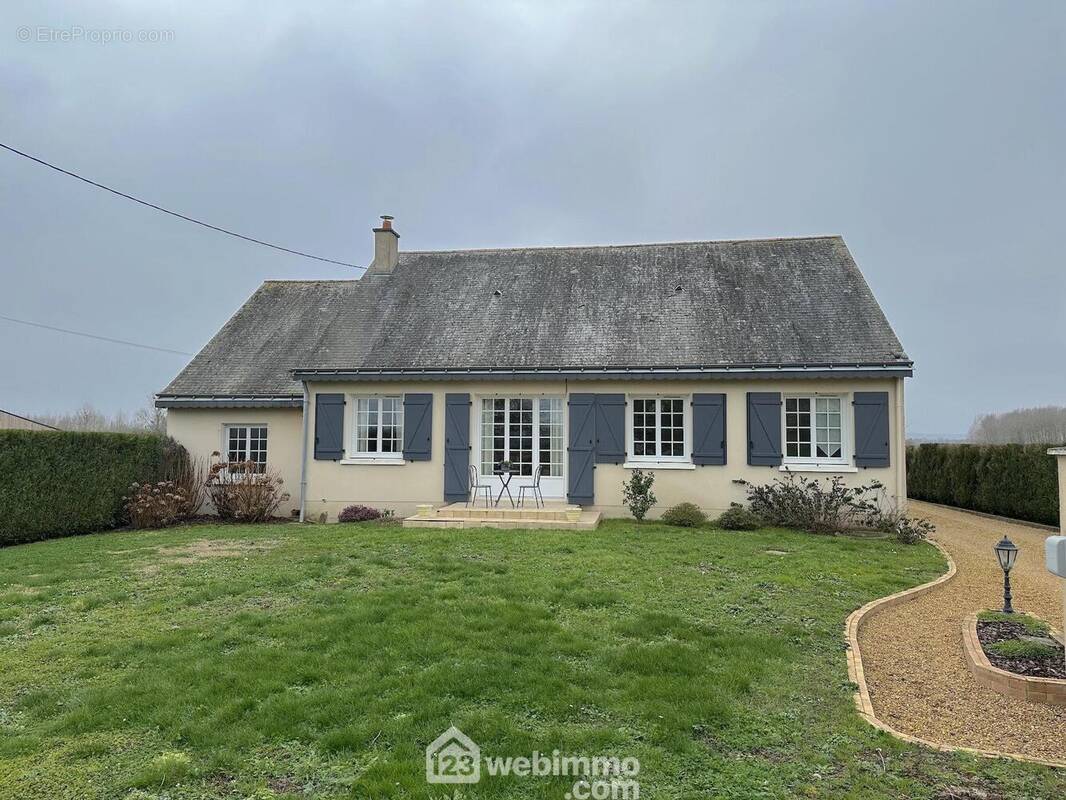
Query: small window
631 397 686 461
785 396 844 463
225 425 268 471
352 396 404 457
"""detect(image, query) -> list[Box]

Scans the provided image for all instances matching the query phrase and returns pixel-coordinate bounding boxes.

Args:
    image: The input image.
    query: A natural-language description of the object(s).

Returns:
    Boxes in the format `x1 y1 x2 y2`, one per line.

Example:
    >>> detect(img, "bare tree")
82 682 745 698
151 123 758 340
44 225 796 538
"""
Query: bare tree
34 398 166 434
968 405 1066 445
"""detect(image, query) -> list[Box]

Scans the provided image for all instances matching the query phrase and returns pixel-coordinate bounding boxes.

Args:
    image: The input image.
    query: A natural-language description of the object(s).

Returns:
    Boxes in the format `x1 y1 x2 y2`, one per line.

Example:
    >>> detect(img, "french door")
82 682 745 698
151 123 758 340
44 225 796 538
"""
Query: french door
477 396 564 497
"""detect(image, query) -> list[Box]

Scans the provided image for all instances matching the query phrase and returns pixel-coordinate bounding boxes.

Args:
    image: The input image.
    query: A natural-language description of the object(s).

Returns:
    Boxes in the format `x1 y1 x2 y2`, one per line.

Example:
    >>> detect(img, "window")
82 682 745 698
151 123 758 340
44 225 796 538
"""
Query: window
480 397 563 477
225 425 267 470
785 396 844 462
631 397 686 461
352 396 403 456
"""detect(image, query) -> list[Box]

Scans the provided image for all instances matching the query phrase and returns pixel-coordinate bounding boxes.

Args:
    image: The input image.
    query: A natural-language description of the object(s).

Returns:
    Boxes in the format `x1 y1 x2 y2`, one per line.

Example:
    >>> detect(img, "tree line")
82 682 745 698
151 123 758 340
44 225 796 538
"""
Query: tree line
968 405 1066 445
32 400 165 435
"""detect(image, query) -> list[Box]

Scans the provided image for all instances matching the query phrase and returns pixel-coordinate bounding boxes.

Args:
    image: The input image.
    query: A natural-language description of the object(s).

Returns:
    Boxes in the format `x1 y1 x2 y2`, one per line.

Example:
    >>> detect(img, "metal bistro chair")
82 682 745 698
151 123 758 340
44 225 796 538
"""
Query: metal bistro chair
467 464 494 508
517 465 545 509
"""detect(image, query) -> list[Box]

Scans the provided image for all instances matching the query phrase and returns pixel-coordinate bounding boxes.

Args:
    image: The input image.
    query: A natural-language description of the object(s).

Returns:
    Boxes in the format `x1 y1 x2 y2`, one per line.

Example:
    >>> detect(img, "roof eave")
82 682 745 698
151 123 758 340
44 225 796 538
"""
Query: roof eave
291 362 914 382
155 394 303 409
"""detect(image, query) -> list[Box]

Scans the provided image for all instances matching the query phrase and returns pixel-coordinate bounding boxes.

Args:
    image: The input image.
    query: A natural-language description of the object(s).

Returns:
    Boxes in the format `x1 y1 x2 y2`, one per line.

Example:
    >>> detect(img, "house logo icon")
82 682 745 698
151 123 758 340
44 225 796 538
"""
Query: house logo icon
425 725 480 784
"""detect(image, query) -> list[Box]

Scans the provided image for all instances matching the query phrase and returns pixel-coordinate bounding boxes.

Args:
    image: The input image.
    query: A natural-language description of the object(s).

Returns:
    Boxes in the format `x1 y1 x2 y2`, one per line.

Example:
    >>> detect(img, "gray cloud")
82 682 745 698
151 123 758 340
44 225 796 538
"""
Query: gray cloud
2 0 1063 435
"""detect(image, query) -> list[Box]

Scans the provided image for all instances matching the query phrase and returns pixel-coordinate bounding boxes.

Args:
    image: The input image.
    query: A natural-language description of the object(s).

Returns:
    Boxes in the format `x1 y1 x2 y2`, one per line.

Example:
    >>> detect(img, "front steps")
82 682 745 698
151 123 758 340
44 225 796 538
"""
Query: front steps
402 502 601 530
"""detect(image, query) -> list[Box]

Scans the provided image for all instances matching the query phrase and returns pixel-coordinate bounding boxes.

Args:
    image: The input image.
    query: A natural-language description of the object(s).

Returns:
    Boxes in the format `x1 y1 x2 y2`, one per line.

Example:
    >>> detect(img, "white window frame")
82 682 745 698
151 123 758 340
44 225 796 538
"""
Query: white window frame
479 396 571 482
221 423 268 472
781 393 850 470
624 395 693 468
343 394 405 464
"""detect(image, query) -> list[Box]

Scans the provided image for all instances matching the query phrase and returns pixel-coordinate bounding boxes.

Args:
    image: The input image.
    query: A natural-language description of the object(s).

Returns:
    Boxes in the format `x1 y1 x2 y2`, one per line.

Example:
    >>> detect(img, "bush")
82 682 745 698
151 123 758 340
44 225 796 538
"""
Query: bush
0 430 170 546
163 447 205 519
206 460 290 522
714 503 764 531
741 473 935 542
621 470 657 522
661 502 707 527
124 481 188 529
907 443 1058 526
744 473 864 534
890 515 935 545
338 504 383 522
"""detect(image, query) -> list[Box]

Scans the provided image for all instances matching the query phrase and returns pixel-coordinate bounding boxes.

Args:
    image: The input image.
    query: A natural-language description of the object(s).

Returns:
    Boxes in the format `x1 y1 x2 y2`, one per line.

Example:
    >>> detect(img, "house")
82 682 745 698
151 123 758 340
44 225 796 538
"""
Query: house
157 217 911 521
0 409 59 431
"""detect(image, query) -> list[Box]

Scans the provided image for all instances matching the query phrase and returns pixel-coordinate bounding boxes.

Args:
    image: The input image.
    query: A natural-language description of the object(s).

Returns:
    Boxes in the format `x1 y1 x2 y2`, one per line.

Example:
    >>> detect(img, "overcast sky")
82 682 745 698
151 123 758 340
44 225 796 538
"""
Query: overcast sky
1 0 1063 436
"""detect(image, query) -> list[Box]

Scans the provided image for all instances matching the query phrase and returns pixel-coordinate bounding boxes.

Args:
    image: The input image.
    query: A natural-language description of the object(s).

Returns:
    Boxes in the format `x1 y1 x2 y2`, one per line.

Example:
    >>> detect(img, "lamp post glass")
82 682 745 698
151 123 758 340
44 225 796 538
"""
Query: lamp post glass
994 536 1019 614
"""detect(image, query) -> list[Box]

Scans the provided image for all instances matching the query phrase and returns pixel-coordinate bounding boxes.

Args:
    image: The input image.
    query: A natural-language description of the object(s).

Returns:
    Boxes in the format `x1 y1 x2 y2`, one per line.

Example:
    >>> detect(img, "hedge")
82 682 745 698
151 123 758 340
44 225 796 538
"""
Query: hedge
0 430 171 546
907 443 1059 526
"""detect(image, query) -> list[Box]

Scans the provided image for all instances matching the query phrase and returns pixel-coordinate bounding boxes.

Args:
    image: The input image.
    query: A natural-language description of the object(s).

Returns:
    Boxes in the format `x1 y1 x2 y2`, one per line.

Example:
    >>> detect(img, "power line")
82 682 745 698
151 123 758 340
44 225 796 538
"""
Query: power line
0 314 194 356
0 141 367 270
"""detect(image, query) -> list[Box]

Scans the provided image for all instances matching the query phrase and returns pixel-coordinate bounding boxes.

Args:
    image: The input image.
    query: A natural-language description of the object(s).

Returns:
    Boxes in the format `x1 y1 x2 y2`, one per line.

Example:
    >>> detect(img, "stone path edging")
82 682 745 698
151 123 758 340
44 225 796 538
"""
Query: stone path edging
844 539 1066 769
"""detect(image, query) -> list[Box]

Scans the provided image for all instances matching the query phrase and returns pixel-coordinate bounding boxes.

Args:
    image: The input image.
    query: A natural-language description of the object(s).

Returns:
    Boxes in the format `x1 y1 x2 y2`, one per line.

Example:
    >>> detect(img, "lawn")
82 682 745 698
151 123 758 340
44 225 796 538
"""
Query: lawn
0 521 1062 799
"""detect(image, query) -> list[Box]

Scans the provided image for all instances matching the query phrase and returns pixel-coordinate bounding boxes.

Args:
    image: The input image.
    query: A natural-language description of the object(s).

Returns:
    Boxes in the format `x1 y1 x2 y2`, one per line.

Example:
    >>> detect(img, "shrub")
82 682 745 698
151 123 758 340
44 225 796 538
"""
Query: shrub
714 503 764 531
338 504 383 522
163 447 206 519
742 473 935 541
621 470 657 522
848 480 936 544
907 443 1058 526
124 481 188 529
206 460 290 522
889 515 935 545
0 430 170 546
744 473 864 534
661 502 707 527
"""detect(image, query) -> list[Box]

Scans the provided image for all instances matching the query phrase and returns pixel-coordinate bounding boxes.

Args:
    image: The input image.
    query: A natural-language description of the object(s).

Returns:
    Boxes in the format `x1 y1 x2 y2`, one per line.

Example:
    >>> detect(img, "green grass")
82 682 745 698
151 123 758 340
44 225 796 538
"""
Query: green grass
987 640 1061 660
977 610 1052 635
0 521 1063 799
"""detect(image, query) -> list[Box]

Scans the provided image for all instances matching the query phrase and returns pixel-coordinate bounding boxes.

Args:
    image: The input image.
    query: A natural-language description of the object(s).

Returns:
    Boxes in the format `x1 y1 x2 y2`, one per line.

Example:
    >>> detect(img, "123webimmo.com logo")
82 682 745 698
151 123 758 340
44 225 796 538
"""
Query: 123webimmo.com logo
425 726 640 798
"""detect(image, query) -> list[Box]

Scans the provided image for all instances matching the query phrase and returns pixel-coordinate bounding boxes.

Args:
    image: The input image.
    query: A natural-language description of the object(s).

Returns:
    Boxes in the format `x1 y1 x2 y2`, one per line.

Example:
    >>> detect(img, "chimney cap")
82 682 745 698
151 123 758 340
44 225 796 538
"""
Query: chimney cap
373 214 399 237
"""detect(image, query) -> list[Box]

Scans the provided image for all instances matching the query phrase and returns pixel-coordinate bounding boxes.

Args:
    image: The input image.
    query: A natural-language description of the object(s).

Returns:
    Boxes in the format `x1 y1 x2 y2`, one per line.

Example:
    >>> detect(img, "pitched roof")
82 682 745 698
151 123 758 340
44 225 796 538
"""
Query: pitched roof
159 235 909 399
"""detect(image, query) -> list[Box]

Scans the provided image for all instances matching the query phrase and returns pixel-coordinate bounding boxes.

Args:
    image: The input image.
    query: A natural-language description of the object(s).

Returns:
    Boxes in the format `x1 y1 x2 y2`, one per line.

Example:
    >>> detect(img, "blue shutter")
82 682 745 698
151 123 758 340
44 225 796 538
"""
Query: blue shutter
443 393 471 501
594 394 626 464
314 393 345 460
692 393 727 465
567 394 595 505
853 392 890 467
402 393 433 461
747 392 782 466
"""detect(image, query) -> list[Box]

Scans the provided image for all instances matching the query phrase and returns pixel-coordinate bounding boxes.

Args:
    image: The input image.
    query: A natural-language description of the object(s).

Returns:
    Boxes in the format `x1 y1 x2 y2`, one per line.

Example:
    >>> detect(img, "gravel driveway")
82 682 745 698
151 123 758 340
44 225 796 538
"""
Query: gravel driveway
859 501 1066 763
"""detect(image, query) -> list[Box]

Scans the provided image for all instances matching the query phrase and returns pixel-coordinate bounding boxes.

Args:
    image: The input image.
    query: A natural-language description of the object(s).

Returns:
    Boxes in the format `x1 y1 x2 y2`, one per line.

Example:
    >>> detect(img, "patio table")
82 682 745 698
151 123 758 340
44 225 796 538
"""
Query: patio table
493 468 518 507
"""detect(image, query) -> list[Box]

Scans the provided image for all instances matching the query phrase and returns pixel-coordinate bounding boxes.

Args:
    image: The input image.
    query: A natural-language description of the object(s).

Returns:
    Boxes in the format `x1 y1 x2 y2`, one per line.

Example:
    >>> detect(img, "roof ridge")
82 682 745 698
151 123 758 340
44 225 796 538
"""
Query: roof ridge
402 234 843 256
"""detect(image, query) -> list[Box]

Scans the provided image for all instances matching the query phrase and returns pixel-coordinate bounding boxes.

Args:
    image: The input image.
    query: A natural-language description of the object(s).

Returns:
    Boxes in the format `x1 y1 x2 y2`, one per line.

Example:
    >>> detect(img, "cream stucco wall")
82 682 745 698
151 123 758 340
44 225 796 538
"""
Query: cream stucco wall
307 377 906 520
165 407 305 517
167 377 907 522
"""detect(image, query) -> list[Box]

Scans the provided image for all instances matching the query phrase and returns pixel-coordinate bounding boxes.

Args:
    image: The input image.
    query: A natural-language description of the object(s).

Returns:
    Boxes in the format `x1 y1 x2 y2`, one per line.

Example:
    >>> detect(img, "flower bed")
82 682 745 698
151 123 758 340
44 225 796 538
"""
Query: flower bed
976 612 1065 680
962 612 1066 705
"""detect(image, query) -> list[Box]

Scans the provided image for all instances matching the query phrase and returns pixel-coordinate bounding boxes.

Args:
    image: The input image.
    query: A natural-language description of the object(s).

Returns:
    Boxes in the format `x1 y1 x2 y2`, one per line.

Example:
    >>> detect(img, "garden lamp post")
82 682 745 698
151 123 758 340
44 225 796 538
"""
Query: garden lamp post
994 536 1019 614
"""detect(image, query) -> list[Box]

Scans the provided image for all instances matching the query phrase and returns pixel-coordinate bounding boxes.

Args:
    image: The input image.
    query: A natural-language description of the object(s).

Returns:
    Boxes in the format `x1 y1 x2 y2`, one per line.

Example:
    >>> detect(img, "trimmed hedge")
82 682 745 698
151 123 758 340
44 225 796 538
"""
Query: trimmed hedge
0 430 170 546
907 443 1059 526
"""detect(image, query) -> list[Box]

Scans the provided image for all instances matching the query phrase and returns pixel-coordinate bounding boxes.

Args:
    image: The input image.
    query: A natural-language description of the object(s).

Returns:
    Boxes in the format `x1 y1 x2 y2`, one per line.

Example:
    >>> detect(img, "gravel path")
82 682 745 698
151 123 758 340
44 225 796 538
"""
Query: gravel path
859 501 1066 762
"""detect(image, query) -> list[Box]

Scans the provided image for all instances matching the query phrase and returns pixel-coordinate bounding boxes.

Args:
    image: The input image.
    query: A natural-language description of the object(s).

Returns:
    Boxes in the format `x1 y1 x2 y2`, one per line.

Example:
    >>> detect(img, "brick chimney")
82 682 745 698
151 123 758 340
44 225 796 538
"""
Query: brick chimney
368 214 399 274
